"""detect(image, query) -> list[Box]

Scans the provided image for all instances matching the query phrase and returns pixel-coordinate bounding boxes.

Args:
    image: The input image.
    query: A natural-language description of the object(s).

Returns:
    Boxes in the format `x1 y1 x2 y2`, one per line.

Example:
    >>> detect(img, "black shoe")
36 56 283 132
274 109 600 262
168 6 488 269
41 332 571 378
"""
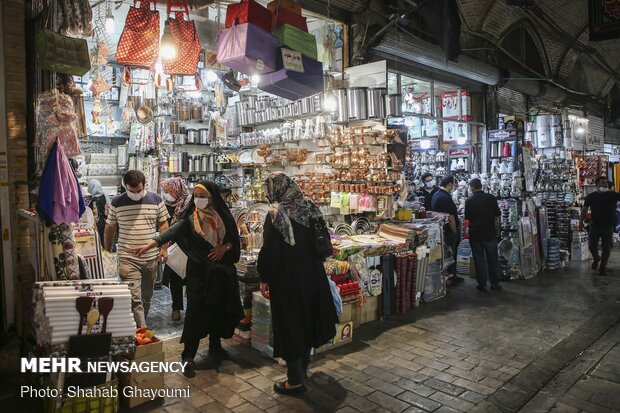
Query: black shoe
273 381 306 396
476 285 487 291
182 358 196 378
592 260 600 270
490 284 503 291
208 347 230 359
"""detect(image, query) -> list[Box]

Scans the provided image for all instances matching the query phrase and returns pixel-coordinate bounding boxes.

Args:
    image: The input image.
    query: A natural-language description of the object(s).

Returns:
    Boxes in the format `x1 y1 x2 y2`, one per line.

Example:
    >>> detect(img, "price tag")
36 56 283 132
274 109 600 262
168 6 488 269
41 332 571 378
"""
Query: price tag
256 59 264 71
281 48 304 73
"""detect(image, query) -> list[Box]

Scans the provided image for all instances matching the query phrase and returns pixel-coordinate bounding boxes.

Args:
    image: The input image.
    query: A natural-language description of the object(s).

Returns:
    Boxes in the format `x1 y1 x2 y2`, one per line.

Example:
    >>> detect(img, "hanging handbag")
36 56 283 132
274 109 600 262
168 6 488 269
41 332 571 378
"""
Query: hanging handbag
166 243 188 279
36 28 91 76
163 11 202 75
115 0 160 67
310 216 333 261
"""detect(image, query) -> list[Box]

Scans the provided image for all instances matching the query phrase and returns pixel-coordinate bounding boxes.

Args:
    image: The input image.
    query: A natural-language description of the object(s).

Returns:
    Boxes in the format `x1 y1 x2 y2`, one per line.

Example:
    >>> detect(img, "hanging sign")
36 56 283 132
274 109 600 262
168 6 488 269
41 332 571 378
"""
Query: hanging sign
589 0 620 40
448 147 471 157
281 49 305 73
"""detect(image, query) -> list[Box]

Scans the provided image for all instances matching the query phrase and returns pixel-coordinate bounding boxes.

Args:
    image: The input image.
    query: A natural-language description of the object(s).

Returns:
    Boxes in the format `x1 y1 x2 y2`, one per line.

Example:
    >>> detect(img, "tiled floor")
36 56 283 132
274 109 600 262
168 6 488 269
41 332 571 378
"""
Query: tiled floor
124 255 620 413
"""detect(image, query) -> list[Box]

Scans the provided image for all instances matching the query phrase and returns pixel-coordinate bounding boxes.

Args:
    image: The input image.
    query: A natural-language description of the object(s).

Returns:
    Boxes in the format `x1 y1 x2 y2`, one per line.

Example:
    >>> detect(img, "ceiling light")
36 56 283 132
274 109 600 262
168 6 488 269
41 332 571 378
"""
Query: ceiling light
206 70 218 83
160 21 177 60
323 90 337 112
420 139 431 149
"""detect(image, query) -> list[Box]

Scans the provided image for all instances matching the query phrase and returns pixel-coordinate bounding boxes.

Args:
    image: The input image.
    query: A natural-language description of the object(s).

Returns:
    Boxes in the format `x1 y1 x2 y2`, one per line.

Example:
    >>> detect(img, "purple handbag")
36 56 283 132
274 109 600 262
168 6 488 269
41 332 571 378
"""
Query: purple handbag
217 23 278 76
258 48 323 100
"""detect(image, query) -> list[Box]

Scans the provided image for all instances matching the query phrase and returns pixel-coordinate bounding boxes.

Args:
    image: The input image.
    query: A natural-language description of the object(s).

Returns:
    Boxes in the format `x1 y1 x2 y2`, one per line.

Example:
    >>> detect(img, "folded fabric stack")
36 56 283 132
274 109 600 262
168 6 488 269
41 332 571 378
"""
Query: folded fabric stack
33 280 136 356
250 291 273 356
546 238 561 270
331 234 404 261
394 252 417 314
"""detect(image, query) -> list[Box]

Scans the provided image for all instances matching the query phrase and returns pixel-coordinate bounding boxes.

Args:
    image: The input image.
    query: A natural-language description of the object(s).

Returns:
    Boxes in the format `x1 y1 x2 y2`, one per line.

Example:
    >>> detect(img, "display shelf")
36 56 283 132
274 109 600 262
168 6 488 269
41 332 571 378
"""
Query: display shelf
240 112 324 128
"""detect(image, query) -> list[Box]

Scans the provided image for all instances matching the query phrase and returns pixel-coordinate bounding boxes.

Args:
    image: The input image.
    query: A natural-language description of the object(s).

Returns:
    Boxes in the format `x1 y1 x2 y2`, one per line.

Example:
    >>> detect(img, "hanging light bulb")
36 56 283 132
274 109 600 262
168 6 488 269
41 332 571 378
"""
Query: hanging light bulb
251 75 260 87
420 139 431 149
323 90 337 112
160 20 177 60
105 8 115 33
576 122 585 135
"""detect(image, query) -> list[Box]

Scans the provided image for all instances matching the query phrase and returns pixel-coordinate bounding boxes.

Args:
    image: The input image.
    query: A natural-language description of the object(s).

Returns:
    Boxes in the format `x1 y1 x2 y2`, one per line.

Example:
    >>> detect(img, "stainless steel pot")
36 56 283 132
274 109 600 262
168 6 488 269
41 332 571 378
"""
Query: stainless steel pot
175 132 186 145
347 87 368 120
199 128 209 145
246 109 256 125
334 88 348 122
385 94 402 117
298 97 312 115
193 156 201 172
186 129 198 144
208 153 216 172
247 95 257 109
201 154 209 172
367 88 386 119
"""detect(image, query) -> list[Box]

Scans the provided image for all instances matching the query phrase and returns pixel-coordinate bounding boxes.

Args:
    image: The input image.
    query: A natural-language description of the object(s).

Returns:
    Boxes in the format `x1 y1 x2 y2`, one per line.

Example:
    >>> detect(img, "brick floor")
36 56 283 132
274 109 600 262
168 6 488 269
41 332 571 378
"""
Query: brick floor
104 256 620 413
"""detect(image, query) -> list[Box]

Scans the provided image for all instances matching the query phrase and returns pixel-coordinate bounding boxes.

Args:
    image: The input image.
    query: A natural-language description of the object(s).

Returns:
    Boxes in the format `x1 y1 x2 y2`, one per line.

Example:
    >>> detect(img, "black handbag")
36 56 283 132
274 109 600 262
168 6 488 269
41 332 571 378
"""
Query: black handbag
310 216 333 260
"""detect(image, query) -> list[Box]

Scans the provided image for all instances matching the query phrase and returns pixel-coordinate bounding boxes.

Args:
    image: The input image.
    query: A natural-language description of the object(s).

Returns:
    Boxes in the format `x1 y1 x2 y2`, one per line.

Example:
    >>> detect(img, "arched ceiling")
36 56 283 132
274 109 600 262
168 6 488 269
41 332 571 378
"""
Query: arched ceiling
302 0 620 100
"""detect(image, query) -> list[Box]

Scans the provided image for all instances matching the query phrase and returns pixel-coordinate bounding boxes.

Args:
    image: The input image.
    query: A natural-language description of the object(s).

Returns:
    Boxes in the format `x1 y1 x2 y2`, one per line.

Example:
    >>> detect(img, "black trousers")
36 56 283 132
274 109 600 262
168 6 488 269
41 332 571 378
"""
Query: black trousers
445 231 459 275
287 348 311 385
163 265 185 311
589 226 614 270
181 335 221 360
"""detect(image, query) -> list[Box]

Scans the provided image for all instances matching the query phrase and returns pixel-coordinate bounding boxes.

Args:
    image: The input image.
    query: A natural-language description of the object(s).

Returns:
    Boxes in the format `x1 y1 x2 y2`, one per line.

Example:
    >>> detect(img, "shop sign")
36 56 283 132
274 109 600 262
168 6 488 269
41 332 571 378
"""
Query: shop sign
448 147 471 156
281 49 304 73
410 137 439 150
440 90 471 120
589 0 620 40
488 129 516 140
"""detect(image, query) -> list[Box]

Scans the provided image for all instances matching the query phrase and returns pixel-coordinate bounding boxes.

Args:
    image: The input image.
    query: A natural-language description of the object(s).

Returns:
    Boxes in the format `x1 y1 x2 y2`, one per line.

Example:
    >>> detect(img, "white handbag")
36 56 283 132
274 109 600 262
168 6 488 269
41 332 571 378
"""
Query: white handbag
166 243 188 279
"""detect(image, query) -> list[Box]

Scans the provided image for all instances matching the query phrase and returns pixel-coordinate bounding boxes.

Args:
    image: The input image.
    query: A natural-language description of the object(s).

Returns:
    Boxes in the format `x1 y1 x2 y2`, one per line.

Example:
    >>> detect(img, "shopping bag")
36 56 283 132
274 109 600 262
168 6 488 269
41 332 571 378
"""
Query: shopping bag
36 28 91 76
163 12 202 75
272 8 308 32
272 24 317 60
267 0 302 15
166 243 188 279
217 23 278 75
226 0 273 34
115 0 160 67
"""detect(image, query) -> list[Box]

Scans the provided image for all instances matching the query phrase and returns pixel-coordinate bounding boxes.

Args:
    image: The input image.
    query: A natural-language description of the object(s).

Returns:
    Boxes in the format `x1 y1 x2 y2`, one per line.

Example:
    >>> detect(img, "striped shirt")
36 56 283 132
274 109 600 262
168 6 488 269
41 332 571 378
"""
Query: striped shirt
107 192 169 262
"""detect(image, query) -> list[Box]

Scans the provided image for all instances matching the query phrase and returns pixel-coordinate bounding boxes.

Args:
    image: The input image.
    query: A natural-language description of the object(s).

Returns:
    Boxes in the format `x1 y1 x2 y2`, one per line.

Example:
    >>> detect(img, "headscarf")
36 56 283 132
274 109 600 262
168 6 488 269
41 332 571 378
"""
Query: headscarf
161 177 191 224
193 184 226 247
265 172 323 246
87 179 111 205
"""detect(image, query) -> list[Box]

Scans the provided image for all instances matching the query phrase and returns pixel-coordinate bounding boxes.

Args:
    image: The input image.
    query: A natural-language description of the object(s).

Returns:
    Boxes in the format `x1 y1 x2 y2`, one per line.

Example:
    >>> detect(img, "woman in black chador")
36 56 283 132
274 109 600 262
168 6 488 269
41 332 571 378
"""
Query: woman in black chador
130 180 243 378
258 172 338 395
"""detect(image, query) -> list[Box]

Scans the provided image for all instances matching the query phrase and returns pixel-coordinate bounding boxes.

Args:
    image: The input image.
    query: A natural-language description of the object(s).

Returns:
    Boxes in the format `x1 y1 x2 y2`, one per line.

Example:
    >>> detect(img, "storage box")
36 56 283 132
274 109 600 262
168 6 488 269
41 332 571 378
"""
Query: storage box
226 0 273 34
272 24 317 60
267 0 302 15
272 8 308 32
217 23 278 76
315 321 353 353
45 378 118 413
257 48 323 100
129 338 163 359
118 351 165 408
360 296 381 324
341 301 363 327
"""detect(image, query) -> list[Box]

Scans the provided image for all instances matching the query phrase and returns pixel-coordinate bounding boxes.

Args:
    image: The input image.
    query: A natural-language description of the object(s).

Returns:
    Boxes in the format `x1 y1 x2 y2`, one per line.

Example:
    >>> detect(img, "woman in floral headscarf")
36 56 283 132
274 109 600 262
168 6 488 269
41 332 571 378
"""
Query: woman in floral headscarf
257 172 338 395
160 177 192 321
130 180 242 378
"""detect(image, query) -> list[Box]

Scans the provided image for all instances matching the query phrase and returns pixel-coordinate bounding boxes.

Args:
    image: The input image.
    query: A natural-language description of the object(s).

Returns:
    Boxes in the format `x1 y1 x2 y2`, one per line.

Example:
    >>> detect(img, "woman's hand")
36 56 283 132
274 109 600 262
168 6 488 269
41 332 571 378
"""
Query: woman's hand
128 240 158 258
260 282 269 299
208 244 229 262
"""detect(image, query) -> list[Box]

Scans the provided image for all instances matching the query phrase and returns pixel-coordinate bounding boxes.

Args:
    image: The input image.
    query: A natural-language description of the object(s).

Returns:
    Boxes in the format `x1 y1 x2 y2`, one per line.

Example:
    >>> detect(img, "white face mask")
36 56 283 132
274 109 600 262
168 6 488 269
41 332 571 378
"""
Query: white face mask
425 181 434 189
162 192 175 204
127 190 145 201
598 187 609 192
194 198 209 210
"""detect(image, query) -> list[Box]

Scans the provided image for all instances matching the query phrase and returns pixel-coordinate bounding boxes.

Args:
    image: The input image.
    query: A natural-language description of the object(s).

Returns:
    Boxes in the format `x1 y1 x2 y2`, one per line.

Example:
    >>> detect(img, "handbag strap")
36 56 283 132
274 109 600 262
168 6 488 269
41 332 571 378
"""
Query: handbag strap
167 0 190 18
133 0 157 10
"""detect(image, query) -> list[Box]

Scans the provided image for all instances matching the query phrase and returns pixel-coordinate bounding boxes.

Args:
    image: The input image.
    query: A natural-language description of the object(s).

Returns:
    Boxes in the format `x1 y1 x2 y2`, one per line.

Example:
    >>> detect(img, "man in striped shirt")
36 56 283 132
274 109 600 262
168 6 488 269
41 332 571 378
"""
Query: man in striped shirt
104 170 169 328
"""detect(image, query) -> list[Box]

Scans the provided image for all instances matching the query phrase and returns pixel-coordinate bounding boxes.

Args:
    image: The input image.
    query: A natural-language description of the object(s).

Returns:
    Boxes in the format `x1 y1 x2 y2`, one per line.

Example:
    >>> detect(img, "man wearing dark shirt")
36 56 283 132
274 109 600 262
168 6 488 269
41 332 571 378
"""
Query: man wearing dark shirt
431 175 464 284
581 176 620 275
417 172 438 211
465 179 502 291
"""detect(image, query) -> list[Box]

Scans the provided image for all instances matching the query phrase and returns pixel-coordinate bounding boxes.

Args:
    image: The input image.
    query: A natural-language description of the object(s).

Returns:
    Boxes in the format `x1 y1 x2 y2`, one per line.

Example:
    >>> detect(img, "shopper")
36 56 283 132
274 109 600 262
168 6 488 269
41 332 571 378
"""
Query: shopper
431 175 464 284
465 178 502 291
104 170 169 328
417 172 438 211
160 177 192 321
258 172 338 395
87 179 110 245
129 181 243 378
581 176 620 275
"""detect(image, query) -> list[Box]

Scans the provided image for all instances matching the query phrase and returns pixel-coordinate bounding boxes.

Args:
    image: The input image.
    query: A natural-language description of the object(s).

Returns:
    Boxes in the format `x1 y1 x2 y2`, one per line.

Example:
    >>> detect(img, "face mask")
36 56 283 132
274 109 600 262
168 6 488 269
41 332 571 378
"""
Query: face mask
599 187 609 192
425 181 434 189
127 190 144 201
162 192 175 204
194 198 209 210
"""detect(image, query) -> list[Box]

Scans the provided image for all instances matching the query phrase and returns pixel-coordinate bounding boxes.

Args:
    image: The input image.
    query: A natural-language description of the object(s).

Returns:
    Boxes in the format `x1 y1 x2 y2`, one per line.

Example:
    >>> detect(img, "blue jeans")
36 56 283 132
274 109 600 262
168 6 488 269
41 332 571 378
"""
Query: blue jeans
470 239 501 287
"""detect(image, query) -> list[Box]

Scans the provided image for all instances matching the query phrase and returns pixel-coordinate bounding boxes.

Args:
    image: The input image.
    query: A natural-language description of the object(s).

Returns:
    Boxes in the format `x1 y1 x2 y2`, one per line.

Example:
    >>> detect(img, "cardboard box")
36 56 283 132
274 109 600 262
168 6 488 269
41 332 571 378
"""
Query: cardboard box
118 351 165 408
341 301 362 327
360 296 380 325
315 321 353 353
129 338 163 360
